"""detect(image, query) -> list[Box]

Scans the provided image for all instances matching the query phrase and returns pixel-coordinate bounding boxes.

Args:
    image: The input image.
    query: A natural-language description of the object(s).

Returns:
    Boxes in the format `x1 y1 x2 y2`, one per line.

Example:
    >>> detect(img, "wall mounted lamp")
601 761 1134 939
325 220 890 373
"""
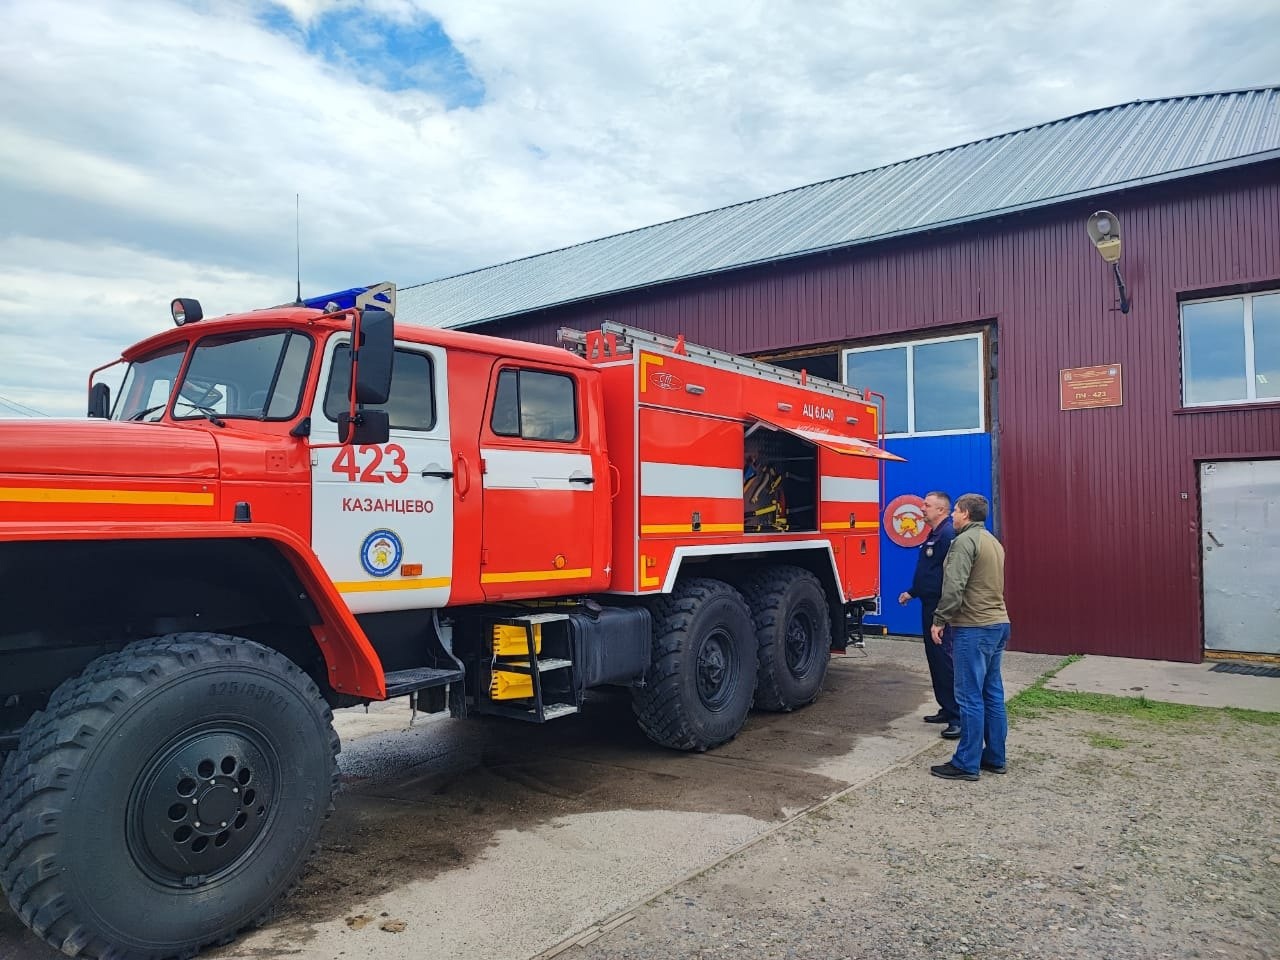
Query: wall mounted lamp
1087 210 1130 314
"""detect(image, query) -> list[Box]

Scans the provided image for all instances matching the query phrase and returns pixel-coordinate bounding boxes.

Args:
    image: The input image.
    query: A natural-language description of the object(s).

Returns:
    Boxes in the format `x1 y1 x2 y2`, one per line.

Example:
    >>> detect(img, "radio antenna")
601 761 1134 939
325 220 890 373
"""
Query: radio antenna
293 193 303 306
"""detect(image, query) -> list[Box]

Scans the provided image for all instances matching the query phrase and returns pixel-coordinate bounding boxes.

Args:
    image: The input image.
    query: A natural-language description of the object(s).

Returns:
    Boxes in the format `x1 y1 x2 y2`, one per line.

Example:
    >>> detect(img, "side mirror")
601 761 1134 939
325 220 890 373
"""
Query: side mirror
88 382 111 419
337 409 390 445
354 308 394 405
340 281 395 443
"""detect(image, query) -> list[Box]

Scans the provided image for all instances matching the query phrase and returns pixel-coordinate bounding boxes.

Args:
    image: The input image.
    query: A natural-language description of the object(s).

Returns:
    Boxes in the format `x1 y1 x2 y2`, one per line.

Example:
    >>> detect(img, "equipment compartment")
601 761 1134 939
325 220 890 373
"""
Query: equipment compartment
743 426 818 533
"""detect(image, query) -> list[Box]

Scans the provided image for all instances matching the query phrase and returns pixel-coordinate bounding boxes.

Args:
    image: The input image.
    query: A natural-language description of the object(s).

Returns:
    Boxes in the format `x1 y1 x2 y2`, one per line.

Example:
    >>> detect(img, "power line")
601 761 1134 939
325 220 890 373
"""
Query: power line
0 394 50 417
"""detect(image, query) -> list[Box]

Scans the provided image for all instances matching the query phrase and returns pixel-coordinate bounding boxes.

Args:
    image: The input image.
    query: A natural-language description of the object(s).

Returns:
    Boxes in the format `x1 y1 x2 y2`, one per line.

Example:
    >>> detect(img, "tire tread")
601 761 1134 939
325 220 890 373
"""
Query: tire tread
740 565 830 711
0 633 339 960
632 578 754 751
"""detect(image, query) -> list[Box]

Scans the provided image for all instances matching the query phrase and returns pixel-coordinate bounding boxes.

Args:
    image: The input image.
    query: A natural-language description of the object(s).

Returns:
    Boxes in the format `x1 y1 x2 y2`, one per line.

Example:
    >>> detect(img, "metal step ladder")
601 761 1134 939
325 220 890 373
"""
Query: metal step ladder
560 321 867 403
476 612 579 723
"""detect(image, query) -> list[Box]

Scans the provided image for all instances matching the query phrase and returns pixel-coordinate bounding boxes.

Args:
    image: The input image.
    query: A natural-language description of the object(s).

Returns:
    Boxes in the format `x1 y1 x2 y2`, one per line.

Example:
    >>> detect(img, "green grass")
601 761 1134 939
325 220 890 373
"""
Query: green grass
1086 732 1128 749
1006 655 1280 726
1009 685 1204 722
1054 653 1084 672
1223 706 1280 726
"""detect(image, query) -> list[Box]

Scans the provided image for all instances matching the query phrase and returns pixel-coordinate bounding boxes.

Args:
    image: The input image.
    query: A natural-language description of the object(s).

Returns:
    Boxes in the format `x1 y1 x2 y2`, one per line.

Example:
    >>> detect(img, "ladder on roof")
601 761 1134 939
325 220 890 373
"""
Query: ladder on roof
558 321 866 402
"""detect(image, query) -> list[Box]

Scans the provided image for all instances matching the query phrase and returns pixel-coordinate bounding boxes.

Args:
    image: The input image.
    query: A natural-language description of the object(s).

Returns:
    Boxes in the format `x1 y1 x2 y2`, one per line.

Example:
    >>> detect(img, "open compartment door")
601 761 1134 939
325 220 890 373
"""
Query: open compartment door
745 413 906 462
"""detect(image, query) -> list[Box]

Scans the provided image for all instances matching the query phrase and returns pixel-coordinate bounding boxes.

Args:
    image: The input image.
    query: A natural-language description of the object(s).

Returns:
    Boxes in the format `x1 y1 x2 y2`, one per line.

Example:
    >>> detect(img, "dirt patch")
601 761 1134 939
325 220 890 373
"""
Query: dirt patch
575 708 1280 960
0 649 930 960
262 658 927 931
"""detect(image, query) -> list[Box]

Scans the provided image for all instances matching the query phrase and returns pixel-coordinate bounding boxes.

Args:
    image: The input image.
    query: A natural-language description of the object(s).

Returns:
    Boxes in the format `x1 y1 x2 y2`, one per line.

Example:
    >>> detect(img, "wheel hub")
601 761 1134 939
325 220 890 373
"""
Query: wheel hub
696 629 735 710
131 729 276 884
192 781 239 833
785 610 816 677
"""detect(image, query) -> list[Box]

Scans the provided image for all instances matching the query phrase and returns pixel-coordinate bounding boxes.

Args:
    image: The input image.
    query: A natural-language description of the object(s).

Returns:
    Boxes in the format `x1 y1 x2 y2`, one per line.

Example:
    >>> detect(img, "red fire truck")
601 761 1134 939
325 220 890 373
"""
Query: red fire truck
0 283 897 958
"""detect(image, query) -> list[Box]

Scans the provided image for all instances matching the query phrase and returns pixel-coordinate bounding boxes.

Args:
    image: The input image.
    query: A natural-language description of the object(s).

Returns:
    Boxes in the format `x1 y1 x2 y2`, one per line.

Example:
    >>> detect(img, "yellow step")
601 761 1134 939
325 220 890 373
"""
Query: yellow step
492 623 541 656
490 669 534 700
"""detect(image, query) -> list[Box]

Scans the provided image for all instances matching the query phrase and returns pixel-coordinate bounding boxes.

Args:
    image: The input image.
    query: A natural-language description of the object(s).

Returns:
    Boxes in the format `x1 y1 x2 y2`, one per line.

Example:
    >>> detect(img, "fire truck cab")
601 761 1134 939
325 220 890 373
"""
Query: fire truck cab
0 284 897 959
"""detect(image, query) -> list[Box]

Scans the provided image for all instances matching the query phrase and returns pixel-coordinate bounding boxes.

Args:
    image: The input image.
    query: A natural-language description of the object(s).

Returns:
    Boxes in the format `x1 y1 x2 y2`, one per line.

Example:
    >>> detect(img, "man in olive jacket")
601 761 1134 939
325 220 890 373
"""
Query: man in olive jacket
927 493 1010 781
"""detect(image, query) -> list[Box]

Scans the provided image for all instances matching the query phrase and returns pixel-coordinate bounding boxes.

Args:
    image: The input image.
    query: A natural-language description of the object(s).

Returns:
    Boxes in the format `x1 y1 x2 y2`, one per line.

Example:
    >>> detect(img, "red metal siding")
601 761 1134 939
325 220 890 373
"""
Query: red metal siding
480 162 1280 661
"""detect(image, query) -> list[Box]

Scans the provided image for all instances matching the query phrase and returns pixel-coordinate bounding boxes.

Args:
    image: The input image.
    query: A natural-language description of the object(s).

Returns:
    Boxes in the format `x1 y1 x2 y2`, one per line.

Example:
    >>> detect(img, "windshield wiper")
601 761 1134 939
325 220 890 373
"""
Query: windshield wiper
130 402 227 427
128 404 166 422
179 403 227 428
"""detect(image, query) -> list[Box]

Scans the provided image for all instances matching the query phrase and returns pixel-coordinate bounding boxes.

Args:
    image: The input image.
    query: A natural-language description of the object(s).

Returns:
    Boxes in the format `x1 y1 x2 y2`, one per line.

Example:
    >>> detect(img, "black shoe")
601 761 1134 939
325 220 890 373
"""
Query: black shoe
981 761 1007 774
923 712 948 724
941 723 962 739
930 762 979 782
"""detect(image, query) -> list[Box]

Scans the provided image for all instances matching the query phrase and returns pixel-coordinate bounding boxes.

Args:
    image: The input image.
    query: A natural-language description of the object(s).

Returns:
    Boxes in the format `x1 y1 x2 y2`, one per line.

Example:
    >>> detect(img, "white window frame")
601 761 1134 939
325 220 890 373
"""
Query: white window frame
842 331 986 438
1179 290 1278 408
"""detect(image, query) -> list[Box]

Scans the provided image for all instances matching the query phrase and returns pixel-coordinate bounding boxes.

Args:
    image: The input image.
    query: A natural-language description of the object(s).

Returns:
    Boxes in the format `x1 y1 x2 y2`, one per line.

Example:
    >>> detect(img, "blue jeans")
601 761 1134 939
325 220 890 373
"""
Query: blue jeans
950 623 1010 774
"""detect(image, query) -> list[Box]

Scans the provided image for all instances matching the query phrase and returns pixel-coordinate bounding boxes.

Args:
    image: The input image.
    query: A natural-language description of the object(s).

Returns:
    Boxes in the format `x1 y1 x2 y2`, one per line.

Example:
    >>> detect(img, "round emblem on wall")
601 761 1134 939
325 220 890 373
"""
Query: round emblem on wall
360 529 403 577
884 495 928 548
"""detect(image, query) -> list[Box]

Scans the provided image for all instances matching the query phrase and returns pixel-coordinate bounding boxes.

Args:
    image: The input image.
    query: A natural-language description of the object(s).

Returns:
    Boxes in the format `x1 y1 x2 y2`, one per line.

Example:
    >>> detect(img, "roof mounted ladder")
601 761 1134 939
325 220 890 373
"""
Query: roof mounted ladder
560 321 866 402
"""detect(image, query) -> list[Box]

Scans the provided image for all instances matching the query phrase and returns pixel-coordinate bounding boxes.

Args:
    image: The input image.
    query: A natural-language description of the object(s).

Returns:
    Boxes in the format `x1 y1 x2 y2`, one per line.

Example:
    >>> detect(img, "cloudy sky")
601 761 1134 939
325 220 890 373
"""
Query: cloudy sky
1 0 1276 416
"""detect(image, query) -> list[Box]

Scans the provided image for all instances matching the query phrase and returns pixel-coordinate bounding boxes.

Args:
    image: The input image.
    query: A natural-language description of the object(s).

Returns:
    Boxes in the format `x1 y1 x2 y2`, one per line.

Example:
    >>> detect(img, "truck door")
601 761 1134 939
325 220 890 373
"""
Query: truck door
309 337 454 614
479 363 607 601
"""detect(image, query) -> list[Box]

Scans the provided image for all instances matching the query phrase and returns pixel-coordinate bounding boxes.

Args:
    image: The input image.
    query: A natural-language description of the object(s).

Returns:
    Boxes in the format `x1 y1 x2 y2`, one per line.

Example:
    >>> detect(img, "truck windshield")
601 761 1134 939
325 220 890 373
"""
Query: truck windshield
112 342 188 421
114 330 314 422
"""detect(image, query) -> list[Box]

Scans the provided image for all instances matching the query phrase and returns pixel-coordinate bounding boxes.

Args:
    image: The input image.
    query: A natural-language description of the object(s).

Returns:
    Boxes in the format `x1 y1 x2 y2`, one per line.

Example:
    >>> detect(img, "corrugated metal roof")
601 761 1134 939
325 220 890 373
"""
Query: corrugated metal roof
397 86 1280 329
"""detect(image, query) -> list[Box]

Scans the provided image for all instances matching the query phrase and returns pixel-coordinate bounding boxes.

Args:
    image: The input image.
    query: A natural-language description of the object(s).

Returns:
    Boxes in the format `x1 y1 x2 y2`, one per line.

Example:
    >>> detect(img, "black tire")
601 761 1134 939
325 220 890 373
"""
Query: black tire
632 578 756 751
743 565 831 711
0 633 339 960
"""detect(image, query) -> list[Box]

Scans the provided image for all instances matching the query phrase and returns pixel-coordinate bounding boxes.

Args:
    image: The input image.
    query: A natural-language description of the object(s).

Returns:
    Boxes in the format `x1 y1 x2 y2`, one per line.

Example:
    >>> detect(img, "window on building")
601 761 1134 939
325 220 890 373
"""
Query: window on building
490 368 579 442
843 333 984 436
325 345 436 431
1181 291 1280 406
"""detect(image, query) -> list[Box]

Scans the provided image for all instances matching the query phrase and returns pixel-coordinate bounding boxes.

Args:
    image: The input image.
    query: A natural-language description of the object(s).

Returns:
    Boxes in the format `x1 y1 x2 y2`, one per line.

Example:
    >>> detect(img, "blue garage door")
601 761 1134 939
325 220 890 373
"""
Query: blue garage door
870 434 993 635
843 330 994 637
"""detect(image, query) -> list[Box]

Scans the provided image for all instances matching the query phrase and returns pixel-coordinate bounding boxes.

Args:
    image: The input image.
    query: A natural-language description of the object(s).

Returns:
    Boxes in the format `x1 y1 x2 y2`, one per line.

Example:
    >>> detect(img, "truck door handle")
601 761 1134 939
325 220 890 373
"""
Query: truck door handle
455 454 471 499
422 463 454 479
569 475 595 484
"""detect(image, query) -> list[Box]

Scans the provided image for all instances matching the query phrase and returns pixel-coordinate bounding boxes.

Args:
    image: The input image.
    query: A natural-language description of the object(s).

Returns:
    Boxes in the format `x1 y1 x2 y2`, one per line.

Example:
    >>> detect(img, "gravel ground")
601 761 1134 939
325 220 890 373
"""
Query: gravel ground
573 706 1280 960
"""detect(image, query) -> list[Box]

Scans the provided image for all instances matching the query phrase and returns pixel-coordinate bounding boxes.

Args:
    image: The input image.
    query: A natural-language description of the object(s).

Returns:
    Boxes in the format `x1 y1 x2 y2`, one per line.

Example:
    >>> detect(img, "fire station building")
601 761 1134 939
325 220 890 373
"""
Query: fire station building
395 87 1280 663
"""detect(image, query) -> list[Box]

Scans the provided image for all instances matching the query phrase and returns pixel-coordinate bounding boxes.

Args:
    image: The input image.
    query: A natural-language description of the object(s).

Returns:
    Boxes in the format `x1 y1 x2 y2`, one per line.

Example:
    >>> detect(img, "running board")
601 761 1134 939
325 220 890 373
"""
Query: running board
383 666 464 698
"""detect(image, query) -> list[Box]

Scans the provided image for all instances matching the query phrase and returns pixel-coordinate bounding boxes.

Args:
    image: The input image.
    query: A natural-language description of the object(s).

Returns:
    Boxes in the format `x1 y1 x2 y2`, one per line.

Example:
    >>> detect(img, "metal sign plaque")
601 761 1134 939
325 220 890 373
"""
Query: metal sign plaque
1060 363 1123 411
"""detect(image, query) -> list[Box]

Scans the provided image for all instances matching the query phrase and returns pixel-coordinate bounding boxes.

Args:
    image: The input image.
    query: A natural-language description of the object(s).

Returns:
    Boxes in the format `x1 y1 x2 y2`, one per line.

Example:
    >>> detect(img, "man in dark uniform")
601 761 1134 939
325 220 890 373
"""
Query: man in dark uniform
898 491 960 739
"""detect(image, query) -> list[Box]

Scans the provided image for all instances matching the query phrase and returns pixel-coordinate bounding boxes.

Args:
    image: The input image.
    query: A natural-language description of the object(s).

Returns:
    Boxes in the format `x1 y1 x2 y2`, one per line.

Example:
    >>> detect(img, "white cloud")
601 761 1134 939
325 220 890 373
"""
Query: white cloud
0 0 1275 415
0 237 289 416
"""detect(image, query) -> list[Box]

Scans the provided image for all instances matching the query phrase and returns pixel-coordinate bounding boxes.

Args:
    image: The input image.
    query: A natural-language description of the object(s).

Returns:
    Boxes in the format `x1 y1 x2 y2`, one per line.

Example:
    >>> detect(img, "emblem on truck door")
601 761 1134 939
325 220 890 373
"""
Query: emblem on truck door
360 528 403 577
649 370 684 391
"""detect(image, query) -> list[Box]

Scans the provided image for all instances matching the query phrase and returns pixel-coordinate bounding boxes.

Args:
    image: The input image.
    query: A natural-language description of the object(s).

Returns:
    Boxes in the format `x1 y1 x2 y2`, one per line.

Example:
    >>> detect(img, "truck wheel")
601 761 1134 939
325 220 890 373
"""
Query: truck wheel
744 565 831 711
632 578 756 751
0 633 338 960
